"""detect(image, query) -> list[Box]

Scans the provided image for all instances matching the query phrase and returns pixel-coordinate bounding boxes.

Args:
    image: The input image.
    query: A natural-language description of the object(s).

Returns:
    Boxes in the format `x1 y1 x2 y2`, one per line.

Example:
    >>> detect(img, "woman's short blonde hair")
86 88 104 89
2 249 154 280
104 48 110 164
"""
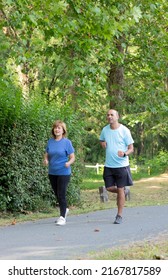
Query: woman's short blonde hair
51 120 67 138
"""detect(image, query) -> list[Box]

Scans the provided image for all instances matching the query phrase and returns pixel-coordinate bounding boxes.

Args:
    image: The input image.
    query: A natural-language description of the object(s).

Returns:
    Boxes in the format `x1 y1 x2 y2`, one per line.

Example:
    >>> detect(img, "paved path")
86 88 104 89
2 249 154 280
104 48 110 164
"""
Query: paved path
0 205 168 260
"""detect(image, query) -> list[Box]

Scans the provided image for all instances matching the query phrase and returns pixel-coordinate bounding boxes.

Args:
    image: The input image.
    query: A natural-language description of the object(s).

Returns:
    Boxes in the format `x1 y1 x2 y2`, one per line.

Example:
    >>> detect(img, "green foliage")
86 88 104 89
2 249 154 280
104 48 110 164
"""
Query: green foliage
0 84 85 212
142 150 168 174
65 111 85 206
84 132 104 163
0 0 168 212
0 93 52 212
82 150 168 191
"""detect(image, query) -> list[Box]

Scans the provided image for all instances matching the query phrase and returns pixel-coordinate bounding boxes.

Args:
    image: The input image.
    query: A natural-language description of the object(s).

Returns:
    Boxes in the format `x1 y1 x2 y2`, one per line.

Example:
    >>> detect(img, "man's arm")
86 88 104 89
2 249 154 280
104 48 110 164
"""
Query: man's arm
125 143 134 156
100 141 107 149
118 143 134 157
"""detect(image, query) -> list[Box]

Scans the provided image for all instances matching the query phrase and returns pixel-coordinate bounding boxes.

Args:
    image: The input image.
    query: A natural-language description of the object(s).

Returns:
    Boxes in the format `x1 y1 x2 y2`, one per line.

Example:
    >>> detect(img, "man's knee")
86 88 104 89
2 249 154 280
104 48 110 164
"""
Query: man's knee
107 186 117 192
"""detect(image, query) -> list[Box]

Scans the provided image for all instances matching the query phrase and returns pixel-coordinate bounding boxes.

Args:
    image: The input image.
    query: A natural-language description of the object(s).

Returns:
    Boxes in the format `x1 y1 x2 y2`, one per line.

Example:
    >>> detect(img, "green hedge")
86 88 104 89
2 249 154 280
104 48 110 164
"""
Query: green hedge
0 81 84 212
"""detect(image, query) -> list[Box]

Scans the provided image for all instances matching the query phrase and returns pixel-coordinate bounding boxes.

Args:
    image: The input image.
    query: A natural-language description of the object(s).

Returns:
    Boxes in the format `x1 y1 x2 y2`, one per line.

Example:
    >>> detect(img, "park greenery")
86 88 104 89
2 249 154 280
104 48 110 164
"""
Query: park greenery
88 233 168 259
0 0 168 213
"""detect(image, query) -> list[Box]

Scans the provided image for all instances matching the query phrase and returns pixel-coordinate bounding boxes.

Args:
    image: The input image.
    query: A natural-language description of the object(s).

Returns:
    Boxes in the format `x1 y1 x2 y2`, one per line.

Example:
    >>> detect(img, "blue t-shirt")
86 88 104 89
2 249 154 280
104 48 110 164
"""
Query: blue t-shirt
100 124 134 168
45 138 75 175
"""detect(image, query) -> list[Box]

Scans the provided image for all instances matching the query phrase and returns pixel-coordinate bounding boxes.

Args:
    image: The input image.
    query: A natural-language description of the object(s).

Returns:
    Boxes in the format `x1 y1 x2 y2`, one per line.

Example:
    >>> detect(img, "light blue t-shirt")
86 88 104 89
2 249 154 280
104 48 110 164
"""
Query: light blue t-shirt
100 124 134 168
45 138 75 175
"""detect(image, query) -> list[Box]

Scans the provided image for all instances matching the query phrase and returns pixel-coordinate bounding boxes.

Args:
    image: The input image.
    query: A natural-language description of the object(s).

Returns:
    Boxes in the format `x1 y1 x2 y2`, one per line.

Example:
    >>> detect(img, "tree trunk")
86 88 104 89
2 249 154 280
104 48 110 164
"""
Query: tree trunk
107 41 124 110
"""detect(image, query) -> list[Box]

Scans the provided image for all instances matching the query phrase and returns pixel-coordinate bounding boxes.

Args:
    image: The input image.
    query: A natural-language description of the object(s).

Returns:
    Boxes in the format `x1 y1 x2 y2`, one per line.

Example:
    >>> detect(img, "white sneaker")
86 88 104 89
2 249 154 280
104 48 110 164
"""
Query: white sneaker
55 209 69 224
56 216 66 226
65 208 69 219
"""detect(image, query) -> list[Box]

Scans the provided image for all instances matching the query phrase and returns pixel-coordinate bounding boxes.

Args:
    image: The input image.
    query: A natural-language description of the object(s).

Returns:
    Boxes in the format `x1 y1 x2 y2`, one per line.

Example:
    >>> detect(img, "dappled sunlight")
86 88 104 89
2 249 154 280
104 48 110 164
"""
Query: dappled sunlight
83 179 103 183
134 173 168 184
147 186 162 189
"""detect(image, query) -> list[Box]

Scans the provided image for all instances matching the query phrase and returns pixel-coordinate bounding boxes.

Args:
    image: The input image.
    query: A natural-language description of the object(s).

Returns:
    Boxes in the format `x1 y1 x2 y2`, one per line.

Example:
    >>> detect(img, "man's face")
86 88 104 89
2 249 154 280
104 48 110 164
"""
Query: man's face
107 110 119 124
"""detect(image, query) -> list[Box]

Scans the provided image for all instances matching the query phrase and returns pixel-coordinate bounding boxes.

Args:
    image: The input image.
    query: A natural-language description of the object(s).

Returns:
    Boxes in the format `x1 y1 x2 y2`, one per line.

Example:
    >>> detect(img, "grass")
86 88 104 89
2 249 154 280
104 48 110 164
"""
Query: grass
82 170 168 260
81 167 162 190
81 169 168 208
0 170 168 260
0 171 168 225
87 232 168 260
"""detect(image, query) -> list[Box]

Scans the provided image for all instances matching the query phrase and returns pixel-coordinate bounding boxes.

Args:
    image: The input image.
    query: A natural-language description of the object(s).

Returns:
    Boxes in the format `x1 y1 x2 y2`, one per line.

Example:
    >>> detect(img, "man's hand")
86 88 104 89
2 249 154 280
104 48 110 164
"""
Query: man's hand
118 150 125 157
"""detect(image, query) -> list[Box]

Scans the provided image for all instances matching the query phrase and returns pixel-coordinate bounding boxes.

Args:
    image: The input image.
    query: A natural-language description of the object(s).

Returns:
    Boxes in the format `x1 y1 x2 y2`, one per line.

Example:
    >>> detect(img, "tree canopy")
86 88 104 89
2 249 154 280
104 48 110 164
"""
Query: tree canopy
0 0 168 212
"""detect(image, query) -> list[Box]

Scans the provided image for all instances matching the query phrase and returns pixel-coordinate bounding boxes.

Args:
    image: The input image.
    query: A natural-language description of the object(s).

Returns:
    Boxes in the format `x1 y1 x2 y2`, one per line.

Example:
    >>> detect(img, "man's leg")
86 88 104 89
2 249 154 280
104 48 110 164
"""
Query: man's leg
107 186 125 216
106 186 117 193
116 187 125 217
113 187 125 224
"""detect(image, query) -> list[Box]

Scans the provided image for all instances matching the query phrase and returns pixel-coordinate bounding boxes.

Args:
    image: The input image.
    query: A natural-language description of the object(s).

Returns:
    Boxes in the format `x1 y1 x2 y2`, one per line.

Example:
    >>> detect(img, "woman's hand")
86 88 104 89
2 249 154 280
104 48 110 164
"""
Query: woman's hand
43 159 49 166
65 153 75 168
43 153 49 166
65 162 70 168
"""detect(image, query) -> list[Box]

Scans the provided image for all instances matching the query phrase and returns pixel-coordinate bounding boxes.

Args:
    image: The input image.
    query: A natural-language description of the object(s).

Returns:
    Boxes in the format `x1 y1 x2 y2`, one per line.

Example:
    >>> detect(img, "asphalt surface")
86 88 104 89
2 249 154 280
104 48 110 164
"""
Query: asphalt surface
0 205 168 260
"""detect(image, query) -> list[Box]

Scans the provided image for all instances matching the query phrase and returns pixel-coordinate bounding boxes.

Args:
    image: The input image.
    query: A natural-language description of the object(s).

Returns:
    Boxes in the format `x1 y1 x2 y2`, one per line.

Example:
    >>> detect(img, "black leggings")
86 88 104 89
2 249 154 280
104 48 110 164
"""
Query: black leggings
49 174 70 218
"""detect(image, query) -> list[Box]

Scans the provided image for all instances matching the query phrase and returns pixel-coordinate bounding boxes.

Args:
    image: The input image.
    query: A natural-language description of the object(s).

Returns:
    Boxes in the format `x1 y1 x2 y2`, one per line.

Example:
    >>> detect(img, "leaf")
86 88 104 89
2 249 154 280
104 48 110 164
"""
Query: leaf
91 7 101 15
132 6 142 22
28 14 38 26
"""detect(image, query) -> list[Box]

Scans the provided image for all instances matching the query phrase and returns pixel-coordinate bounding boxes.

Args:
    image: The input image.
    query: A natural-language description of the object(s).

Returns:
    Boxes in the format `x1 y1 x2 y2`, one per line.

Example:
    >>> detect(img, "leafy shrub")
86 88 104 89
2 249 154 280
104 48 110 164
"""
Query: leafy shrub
84 132 105 163
144 150 168 174
0 84 85 212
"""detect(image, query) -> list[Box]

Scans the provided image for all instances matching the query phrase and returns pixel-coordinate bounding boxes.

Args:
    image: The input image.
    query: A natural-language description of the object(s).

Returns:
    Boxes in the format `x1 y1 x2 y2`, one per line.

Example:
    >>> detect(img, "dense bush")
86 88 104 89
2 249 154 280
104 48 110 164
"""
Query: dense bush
84 132 104 163
0 80 84 212
143 150 168 174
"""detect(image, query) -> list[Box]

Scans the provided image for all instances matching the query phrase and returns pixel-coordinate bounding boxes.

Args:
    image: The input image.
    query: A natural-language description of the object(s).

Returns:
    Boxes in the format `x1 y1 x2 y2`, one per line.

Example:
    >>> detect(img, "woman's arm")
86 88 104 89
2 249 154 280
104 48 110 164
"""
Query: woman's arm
65 153 75 168
43 152 49 166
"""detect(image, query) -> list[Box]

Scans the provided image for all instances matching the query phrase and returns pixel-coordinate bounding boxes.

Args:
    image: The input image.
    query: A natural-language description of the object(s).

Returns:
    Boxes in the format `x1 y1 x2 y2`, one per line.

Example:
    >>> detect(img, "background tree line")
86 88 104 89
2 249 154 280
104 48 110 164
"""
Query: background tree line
0 0 167 213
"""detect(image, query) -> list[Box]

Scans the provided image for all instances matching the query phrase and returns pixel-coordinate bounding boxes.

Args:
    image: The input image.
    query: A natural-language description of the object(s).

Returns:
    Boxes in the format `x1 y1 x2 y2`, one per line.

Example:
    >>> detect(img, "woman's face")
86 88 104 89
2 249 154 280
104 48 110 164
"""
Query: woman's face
53 125 64 137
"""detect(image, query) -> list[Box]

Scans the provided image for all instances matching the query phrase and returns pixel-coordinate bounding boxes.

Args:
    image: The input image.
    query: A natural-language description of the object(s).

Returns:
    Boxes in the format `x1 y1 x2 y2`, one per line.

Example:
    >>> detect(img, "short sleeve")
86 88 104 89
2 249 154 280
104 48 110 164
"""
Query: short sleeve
99 129 105 141
45 140 49 153
66 139 75 155
124 128 134 146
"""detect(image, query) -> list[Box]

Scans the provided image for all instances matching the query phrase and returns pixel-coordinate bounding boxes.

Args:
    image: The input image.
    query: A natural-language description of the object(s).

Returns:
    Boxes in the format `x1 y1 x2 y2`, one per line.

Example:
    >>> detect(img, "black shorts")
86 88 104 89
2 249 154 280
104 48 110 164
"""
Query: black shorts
103 166 133 189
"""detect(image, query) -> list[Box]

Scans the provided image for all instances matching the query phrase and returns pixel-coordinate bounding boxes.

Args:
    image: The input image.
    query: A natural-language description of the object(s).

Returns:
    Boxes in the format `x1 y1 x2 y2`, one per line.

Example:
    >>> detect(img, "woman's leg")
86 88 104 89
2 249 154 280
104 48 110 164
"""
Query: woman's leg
56 175 70 218
49 174 59 201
